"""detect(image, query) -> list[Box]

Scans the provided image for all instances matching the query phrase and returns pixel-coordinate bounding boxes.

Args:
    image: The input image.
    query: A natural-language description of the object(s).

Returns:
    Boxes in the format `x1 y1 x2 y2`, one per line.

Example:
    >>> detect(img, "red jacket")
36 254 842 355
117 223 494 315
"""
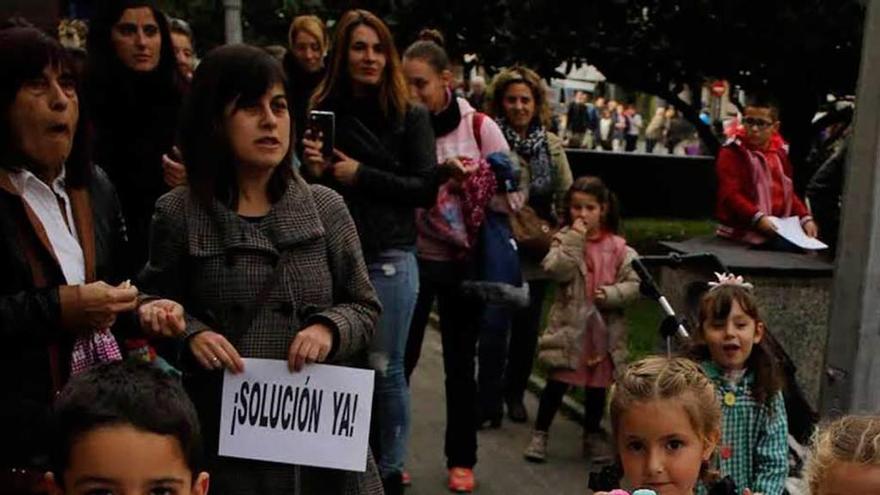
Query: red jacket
715 133 810 241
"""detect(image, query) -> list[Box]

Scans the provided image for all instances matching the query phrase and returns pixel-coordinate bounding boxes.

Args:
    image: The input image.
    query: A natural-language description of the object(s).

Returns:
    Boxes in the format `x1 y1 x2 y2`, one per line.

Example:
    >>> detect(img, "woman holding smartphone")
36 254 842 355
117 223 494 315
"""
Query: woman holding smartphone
301 9 440 495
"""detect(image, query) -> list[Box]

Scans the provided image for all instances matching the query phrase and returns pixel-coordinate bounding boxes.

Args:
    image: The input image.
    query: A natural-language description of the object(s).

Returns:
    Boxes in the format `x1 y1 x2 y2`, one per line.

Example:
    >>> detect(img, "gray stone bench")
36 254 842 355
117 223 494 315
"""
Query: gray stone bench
652 236 833 409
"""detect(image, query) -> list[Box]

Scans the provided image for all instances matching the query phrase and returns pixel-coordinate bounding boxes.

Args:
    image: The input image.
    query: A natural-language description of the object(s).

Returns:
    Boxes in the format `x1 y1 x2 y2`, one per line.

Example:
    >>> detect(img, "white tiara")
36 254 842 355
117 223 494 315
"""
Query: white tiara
707 272 754 291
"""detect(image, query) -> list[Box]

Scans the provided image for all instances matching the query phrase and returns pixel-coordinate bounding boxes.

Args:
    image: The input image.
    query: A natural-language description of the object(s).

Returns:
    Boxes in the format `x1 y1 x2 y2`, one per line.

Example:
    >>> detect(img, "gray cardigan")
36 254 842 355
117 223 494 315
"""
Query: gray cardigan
139 176 383 495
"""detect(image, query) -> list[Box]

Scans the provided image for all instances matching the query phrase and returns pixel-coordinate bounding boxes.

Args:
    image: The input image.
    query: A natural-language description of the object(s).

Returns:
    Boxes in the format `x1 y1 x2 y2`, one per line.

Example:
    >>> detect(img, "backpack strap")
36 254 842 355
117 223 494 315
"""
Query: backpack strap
472 112 486 153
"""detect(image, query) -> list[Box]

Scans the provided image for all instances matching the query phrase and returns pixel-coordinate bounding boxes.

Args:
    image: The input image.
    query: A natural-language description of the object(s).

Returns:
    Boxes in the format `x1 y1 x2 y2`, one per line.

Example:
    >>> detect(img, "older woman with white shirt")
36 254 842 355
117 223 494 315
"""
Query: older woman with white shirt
0 25 183 492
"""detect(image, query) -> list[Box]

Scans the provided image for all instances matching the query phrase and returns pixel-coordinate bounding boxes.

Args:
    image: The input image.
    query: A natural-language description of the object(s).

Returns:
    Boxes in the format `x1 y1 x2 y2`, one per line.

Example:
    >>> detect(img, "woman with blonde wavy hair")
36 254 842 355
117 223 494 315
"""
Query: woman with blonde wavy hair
594 356 722 495
805 415 880 494
283 14 328 141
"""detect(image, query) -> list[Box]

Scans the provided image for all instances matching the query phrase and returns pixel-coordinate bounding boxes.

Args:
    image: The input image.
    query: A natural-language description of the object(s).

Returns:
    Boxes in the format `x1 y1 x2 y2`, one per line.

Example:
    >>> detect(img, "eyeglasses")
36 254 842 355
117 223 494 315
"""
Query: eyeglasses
742 117 774 129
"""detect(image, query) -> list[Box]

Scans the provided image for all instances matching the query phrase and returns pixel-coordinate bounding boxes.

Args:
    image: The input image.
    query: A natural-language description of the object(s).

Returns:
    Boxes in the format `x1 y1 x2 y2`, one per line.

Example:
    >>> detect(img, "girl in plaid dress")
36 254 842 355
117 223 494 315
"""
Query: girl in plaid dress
689 277 788 495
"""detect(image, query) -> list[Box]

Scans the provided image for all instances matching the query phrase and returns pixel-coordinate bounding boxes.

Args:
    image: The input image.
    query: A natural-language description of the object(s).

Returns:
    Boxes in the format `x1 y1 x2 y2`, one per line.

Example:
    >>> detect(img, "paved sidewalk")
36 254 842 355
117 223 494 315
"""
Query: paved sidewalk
406 325 592 495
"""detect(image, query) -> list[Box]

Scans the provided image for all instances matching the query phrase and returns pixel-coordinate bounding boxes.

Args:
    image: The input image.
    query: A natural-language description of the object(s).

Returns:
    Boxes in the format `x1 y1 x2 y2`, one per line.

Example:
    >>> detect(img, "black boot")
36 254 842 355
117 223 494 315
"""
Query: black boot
476 404 503 429
506 399 529 423
382 472 404 495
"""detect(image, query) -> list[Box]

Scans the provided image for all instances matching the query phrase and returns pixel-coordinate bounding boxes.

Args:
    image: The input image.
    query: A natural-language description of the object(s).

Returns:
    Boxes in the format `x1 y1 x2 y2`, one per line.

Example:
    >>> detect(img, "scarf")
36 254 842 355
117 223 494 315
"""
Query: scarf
497 118 554 197
431 89 462 138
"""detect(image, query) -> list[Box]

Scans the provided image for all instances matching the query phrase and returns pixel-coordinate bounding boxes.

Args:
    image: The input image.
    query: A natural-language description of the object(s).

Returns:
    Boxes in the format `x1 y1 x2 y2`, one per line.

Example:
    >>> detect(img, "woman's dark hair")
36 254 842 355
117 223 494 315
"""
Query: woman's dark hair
402 28 450 73
86 0 183 113
689 284 784 407
311 9 408 120
179 44 293 208
50 361 203 480
562 176 621 234
0 25 91 187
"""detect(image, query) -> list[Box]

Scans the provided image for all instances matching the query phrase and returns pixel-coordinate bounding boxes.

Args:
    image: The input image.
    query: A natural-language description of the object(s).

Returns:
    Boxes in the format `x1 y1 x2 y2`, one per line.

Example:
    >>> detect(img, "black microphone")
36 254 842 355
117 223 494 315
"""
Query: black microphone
631 257 690 339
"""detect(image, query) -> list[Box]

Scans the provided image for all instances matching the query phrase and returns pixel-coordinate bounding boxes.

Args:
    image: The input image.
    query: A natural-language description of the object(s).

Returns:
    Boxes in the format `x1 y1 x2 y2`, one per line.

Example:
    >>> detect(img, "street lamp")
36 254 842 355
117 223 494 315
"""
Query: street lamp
223 0 243 44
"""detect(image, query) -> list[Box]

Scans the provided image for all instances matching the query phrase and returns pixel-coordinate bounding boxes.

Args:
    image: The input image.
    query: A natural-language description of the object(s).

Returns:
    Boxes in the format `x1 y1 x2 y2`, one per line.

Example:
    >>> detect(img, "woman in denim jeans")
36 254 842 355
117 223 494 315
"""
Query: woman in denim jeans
301 10 443 495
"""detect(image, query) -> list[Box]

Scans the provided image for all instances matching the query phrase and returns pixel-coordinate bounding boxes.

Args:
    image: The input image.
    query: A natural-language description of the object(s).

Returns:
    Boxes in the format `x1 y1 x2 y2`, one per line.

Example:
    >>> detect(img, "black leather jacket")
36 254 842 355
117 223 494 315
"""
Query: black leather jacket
0 165 128 470
303 100 438 262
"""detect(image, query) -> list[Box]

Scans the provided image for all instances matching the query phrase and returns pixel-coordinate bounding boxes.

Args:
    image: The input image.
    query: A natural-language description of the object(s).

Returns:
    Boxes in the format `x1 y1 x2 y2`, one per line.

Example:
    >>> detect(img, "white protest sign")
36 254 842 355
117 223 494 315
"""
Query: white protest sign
219 358 374 472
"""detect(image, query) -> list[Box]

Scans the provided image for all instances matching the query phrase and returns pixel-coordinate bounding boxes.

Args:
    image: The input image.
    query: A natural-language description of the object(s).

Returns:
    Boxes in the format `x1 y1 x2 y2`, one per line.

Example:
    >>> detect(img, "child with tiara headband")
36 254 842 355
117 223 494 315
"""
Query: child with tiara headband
594 356 722 495
688 273 788 495
805 415 880 495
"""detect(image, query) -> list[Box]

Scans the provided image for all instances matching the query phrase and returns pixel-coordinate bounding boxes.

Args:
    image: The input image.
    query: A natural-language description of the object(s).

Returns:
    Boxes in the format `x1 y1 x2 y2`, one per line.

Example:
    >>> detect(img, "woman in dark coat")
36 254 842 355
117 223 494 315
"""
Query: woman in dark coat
139 43 383 495
0 25 183 494
85 0 185 275
300 10 439 494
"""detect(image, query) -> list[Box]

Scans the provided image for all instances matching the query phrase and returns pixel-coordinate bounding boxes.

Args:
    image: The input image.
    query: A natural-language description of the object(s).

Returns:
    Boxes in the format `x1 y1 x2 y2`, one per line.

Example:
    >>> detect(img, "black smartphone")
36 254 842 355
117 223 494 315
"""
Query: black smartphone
308 110 335 156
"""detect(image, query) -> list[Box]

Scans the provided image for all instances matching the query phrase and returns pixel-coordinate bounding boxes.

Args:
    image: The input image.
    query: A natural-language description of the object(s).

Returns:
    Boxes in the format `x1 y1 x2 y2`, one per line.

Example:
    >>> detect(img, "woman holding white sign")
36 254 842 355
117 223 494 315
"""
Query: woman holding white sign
139 44 383 495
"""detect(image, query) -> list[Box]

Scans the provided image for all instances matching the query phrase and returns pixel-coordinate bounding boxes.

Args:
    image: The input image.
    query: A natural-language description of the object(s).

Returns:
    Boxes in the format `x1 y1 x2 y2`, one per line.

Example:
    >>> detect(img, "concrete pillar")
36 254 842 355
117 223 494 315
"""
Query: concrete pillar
223 0 243 44
820 0 880 415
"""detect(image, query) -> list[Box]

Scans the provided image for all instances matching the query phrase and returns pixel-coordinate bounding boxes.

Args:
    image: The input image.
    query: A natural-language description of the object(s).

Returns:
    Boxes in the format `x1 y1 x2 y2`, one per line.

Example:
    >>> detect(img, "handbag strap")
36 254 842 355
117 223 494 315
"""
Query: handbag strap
233 249 293 338
472 111 486 152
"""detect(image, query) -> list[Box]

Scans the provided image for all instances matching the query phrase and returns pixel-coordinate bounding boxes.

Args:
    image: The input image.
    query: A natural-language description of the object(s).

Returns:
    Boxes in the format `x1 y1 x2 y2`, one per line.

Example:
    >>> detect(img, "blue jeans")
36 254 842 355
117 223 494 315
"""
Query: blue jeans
367 249 419 478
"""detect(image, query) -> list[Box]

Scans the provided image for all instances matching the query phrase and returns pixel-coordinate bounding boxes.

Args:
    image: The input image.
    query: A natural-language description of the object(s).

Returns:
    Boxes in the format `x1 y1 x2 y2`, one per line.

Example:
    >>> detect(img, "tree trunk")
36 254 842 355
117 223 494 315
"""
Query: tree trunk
779 91 821 194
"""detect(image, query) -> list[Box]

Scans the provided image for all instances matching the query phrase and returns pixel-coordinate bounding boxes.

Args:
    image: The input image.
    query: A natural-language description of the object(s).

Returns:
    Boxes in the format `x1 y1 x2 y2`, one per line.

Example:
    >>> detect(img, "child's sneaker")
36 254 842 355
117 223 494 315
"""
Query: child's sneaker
583 430 613 462
523 430 548 462
447 467 474 493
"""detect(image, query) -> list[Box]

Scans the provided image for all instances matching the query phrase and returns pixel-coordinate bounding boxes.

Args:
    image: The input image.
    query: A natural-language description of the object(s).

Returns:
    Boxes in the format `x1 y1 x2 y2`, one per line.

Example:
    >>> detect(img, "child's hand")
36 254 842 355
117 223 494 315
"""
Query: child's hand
594 288 607 303
803 219 819 238
573 218 587 234
585 355 606 367
756 216 777 235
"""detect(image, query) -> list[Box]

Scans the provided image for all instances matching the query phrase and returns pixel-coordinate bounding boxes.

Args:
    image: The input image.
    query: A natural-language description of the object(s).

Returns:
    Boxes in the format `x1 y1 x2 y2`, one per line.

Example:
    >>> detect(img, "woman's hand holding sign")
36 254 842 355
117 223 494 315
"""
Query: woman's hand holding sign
288 323 334 371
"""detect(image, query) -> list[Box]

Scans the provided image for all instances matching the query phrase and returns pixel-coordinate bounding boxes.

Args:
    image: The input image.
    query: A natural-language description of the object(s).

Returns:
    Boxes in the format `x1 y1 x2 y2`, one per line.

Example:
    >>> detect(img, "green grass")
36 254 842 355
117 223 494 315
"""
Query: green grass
625 298 668 362
622 217 716 255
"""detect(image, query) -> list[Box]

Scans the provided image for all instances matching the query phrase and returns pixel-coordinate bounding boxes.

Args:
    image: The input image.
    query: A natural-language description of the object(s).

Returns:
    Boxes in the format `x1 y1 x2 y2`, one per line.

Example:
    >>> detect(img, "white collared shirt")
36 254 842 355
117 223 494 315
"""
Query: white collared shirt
10 166 85 285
